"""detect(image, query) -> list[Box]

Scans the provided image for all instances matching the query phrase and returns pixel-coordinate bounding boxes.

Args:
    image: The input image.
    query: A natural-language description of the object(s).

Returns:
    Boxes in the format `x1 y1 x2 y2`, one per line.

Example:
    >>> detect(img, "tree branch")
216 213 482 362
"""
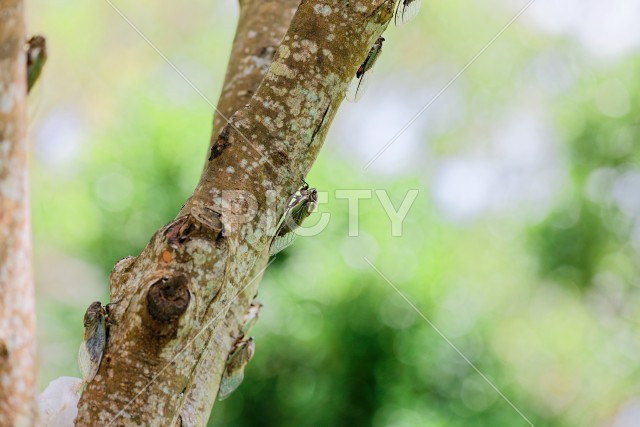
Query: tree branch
76 1 394 425
209 0 299 154
182 1 298 424
0 0 37 425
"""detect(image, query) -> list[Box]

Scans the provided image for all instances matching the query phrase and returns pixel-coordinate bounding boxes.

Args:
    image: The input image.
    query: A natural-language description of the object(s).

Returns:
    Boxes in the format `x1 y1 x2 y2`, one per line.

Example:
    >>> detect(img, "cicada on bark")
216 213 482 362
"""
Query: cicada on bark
269 180 318 255
346 37 385 102
218 337 256 400
395 0 422 26
77 301 111 384
26 35 46 93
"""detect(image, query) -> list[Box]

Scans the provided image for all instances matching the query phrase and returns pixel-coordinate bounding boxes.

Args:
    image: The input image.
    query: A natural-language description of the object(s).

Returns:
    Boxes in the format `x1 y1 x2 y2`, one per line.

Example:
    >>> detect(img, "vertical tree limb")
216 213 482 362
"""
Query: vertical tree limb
0 0 37 425
181 1 299 424
209 0 299 153
76 1 394 425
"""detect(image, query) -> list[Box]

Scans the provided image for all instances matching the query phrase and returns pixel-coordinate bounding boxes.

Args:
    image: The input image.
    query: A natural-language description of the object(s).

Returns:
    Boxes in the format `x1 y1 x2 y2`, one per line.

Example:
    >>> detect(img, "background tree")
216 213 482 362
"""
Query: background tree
0 0 37 425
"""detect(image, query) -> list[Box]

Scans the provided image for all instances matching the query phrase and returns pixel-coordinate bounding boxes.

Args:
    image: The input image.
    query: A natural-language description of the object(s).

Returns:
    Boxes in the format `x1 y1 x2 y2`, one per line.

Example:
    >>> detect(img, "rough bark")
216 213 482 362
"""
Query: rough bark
0 0 37 426
76 0 394 425
208 0 299 155
180 1 299 424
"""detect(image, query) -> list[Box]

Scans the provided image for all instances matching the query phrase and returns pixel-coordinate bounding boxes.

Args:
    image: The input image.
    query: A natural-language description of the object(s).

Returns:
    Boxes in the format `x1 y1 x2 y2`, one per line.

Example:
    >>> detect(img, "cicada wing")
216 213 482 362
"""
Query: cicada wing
78 317 106 383
218 370 245 401
287 199 314 229
395 0 422 26
27 85 43 124
346 71 373 103
218 338 254 400
270 194 307 255
269 230 299 256
269 200 313 255
269 207 292 256
78 340 102 383
345 75 361 102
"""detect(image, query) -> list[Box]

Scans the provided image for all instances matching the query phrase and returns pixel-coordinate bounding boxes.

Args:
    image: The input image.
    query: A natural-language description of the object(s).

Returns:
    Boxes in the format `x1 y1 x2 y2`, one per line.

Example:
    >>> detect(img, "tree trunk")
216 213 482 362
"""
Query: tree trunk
75 1 395 425
0 0 37 425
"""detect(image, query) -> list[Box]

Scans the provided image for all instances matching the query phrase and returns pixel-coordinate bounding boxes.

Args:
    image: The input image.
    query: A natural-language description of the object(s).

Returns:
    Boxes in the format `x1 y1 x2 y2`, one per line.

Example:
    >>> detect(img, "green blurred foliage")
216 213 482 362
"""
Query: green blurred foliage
27 0 640 426
530 60 640 289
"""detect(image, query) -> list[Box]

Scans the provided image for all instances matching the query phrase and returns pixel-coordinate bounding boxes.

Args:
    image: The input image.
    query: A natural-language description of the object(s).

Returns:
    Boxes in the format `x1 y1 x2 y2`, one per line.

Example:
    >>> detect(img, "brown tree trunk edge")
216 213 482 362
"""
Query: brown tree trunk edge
0 0 37 426
76 1 394 426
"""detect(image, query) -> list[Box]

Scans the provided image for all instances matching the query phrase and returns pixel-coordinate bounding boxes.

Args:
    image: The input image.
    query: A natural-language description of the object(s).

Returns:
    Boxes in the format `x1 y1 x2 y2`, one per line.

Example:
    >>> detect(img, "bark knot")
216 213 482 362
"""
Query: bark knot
147 275 190 325
164 207 224 249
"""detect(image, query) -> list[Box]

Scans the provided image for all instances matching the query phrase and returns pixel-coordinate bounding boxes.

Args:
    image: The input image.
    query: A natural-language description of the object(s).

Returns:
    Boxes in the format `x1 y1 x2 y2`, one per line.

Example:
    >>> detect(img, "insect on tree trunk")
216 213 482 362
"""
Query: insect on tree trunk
71 0 396 425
